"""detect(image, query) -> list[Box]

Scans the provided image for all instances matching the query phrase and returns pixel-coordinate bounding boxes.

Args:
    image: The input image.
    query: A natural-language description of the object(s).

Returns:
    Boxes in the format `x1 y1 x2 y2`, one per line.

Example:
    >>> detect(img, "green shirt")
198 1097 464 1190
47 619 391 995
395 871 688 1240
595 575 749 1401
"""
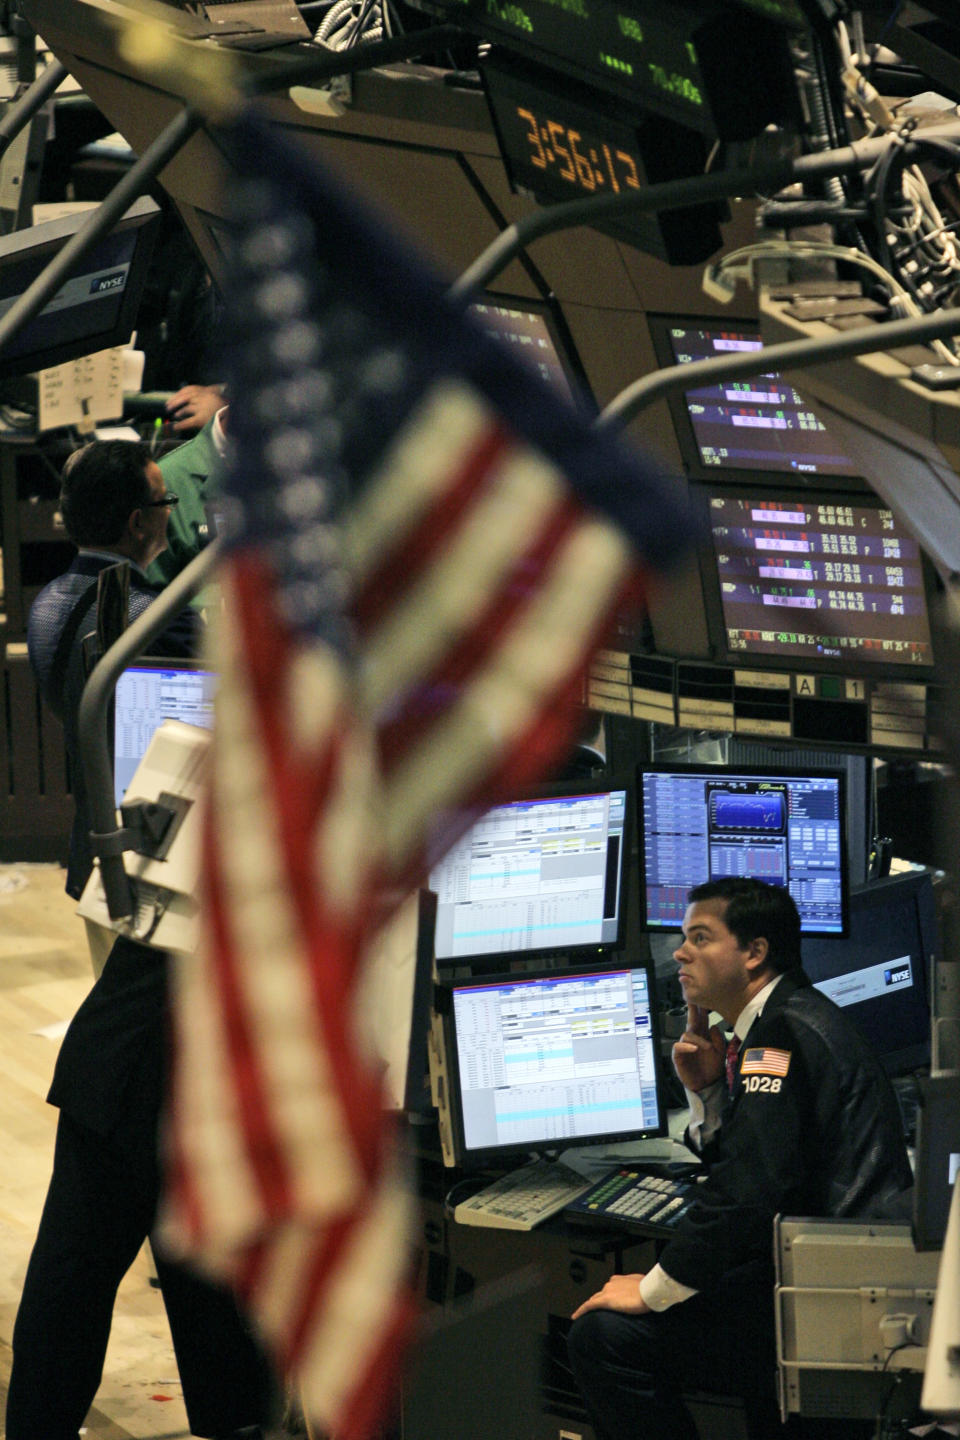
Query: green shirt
145 419 226 589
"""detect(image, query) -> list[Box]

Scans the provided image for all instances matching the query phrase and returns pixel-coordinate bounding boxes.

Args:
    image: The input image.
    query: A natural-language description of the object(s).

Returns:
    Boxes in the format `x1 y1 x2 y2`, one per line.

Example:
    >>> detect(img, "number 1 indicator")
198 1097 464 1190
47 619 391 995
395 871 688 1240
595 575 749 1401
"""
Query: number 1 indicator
601 143 620 193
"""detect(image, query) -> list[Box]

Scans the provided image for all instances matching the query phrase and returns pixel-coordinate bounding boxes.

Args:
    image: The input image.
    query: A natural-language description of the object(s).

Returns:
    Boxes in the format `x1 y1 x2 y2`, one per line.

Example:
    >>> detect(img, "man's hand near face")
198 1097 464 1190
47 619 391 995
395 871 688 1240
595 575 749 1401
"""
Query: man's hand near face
672 1003 726 1093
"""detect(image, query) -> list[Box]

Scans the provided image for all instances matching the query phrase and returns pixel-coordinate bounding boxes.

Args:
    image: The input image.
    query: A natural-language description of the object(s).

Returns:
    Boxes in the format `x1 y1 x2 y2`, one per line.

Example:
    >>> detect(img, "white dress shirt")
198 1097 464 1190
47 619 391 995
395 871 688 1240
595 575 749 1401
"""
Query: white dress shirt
639 973 785 1312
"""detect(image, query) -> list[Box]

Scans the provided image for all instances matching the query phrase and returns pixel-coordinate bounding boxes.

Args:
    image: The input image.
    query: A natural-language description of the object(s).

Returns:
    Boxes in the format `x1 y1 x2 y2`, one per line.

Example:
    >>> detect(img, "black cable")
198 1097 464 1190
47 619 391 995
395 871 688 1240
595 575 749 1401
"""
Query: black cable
865 123 913 277
873 1339 923 1439
443 1176 488 1213
350 0 380 45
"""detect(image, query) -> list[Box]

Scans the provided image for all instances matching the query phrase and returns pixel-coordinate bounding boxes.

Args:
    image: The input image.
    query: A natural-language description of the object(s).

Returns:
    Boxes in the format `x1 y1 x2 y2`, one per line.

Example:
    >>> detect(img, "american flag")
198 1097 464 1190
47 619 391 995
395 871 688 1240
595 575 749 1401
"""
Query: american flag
741 1046 792 1077
159 108 696 1439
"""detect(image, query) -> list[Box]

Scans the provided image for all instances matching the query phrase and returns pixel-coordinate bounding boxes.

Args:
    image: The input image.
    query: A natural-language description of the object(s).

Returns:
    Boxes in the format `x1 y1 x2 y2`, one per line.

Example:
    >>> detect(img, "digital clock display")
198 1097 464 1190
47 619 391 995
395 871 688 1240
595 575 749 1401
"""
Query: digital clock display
483 55 726 262
486 68 646 209
513 104 643 196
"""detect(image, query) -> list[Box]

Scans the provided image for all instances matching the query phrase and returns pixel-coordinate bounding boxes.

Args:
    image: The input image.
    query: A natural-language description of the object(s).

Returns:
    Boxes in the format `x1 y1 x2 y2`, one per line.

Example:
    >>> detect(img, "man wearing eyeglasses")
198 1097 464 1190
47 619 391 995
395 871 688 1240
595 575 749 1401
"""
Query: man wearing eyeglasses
27 440 201 934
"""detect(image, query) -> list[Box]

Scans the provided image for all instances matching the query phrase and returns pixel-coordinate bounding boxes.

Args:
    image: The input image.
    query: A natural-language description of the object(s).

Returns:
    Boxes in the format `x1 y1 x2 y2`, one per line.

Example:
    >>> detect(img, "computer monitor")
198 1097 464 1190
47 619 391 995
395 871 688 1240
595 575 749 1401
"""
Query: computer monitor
113 658 218 806
467 291 592 413
0 195 161 382
647 314 861 484
696 485 938 679
439 959 666 1168
913 1073 960 1252
802 870 938 1078
428 779 630 969
638 762 847 935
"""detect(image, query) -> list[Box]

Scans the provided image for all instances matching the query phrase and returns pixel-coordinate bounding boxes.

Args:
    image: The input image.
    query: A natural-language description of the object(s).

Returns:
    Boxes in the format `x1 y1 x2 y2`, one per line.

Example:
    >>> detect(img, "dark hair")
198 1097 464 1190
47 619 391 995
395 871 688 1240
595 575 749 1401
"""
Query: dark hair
59 440 153 547
687 877 802 974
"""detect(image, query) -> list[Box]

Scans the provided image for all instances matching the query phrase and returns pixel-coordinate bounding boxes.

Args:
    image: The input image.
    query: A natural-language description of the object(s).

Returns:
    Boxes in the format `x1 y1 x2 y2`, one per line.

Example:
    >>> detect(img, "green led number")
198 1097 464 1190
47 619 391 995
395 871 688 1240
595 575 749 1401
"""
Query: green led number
617 14 643 41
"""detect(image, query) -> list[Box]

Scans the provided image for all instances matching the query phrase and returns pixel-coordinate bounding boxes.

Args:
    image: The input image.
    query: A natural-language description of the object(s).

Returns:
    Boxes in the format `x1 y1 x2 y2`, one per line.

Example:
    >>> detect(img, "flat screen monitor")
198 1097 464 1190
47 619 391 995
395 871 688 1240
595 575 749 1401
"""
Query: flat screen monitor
802 870 937 1078
428 779 630 968
697 485 937 677
0 195 161 382
647 314 861 483
113 658 218 806
913 1073 960 1251
442 960 665 1167
639 762 847 935
467 291 592 413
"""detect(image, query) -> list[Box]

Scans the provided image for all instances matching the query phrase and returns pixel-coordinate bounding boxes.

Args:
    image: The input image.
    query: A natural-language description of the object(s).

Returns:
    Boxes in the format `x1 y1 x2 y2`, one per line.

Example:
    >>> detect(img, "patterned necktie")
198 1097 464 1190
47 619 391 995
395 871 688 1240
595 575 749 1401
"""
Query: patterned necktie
725 1035 741 1096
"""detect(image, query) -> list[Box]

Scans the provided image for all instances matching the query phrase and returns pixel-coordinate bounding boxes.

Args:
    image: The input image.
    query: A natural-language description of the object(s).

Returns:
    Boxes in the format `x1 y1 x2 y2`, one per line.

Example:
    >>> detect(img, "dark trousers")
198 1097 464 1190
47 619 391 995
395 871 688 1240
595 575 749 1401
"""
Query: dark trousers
567 1280 875 1440
6 1111 276 1440
567 1279 782 1440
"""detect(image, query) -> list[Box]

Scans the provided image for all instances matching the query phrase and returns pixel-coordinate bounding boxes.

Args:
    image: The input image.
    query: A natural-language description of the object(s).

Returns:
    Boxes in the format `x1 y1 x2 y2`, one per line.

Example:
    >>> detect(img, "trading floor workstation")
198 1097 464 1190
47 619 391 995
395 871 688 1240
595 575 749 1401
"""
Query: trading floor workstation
0 0 958 1436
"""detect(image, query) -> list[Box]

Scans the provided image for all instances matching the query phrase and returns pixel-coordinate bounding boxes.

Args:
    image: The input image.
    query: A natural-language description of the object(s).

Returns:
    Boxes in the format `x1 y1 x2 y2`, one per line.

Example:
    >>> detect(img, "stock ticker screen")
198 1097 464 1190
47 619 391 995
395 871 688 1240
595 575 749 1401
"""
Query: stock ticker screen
639 764 847 935
705 492 935 670
662 321 861 479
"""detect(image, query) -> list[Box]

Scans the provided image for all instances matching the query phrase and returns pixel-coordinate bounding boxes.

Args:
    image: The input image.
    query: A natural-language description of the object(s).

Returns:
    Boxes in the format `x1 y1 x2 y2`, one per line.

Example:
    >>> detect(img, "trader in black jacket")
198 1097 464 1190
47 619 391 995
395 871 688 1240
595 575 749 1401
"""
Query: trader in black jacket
5 935 277 1440
567 876 913 1440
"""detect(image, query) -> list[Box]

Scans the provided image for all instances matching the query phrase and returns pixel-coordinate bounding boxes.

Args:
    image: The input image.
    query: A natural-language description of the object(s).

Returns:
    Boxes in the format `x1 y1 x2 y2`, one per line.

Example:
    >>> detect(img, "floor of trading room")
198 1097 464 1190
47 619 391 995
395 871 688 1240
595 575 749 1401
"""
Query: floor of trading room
0 861 193 1439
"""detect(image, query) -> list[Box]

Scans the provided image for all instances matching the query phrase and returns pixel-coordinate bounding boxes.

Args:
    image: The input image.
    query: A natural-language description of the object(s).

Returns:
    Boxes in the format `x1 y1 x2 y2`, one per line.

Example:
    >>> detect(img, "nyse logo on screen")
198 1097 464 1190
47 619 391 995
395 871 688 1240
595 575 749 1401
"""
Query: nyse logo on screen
90 272 126 295
884 963 911 987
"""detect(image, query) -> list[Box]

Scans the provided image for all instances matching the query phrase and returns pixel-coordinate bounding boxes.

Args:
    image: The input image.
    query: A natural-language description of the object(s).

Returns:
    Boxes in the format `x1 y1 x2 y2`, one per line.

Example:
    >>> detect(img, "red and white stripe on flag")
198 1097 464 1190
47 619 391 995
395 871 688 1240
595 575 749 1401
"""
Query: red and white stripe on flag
161 377 647 1439
350 378 643 884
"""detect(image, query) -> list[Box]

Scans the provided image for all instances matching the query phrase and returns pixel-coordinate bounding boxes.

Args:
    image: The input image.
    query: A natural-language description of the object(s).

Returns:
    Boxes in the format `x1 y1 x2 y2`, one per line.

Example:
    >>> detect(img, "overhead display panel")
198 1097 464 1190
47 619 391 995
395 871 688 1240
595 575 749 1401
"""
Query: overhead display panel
700 488 937 678
648 315 863 482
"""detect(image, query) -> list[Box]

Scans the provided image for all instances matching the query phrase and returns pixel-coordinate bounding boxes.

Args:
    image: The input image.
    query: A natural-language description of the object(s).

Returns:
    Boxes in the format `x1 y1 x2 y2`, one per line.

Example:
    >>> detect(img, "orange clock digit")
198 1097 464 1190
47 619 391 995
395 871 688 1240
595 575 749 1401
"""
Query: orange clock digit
517 107 547 169
568 131 596 190
548 121 575 182
615 149 641 188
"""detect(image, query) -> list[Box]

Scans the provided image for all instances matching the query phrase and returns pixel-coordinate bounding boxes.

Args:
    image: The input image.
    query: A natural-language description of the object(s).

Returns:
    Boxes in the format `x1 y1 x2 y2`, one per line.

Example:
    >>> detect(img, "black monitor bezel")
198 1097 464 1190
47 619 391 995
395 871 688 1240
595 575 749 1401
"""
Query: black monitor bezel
803 869 938 1079
646 312 868 490
428 773 633 971
689 480 940 682
441 957 667 1169
913 1072 960 1252
637 759 849 939
0 195 161 383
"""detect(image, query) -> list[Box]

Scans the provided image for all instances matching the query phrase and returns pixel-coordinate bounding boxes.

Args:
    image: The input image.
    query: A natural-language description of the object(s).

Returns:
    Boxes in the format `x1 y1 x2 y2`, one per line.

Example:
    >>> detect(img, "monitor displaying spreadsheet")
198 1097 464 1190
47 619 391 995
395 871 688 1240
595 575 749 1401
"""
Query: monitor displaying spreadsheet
113 659 218 805
444 961 666 1165
429 780 630 967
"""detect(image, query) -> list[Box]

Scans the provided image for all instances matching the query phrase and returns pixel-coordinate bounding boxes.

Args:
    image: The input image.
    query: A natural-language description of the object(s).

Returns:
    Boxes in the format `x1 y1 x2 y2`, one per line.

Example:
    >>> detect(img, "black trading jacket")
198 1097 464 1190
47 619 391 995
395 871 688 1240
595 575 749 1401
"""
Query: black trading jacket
659 968 915 1293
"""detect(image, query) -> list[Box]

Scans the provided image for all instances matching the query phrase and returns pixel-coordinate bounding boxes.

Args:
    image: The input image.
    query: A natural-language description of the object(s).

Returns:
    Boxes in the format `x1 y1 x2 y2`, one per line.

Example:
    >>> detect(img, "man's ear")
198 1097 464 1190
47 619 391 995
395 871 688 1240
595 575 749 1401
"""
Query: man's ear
745 936 770 974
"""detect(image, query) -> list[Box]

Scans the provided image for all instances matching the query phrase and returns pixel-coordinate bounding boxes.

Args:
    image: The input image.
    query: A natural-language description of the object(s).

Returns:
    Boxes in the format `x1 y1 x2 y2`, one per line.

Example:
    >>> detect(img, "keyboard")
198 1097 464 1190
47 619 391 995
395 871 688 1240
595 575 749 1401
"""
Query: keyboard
564 1166 698 1237
454 1159 594 1231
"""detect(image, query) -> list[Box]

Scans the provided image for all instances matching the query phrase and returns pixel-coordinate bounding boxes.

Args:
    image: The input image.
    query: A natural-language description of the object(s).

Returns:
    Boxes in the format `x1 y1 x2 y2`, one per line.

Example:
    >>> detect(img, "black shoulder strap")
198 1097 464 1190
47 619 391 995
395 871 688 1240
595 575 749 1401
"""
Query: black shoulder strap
48 579 100 714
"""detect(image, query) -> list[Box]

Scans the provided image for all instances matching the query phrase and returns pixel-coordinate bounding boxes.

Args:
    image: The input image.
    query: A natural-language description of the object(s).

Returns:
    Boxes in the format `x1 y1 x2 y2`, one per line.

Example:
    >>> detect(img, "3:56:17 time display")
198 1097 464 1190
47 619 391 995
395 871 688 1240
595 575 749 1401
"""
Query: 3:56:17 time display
515 105 641 194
